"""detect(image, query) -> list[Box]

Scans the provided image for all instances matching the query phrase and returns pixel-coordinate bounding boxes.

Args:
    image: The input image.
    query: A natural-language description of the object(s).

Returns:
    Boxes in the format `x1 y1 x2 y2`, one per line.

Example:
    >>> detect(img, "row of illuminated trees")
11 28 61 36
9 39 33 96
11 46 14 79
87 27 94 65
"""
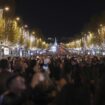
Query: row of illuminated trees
66 15 105 50
0 6 48 50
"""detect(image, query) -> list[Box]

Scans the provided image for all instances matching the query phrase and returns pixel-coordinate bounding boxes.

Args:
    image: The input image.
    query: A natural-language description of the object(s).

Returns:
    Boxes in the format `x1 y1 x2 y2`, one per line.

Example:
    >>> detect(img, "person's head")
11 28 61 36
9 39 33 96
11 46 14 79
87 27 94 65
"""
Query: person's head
0 59 9 71
29 60 36 69
6 74 26 94
56 77 67 89
31 72 45 88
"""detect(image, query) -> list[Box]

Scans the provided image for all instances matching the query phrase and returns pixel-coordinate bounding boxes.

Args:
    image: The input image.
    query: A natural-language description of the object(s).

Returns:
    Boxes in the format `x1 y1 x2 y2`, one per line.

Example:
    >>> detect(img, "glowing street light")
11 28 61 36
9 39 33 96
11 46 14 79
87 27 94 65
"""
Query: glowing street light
4 6 10 11
24 25 28 28
100 24 103 27
32 31 35 35
16 17 20 21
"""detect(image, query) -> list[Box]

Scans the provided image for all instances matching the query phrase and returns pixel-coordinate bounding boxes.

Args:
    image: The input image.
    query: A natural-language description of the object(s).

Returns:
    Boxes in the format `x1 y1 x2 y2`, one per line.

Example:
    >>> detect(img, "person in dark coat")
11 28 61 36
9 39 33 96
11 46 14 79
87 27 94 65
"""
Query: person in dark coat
0 74 35 105
0 59 12 95
95 73 105 105
51 73 91 105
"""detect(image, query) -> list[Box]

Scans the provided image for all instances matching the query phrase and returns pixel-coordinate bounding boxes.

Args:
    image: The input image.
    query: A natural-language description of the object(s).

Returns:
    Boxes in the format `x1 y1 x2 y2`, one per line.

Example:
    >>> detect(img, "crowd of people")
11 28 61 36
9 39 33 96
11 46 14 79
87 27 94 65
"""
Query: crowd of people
0 54 105 105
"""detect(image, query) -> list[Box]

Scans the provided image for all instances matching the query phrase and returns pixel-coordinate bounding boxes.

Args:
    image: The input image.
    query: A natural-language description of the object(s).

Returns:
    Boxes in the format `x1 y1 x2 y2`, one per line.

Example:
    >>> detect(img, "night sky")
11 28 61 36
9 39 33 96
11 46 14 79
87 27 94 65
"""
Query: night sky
15 0 105 41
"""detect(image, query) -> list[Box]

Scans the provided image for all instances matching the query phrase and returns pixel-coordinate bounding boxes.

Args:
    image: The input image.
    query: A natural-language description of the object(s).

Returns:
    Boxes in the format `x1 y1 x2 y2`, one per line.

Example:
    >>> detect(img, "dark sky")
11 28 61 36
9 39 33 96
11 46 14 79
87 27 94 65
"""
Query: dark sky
15 0 105 40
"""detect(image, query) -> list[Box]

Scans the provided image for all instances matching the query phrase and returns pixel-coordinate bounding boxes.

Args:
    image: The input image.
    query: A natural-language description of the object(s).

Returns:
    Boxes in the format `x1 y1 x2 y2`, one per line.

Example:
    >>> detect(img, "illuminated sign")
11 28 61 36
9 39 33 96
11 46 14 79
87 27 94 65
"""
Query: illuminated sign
4 48 9 55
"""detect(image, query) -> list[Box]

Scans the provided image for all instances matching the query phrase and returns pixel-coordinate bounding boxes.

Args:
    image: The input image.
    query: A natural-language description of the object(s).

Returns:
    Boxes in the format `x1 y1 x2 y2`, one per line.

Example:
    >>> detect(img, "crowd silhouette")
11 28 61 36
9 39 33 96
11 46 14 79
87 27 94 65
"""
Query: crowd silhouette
0 55 105 105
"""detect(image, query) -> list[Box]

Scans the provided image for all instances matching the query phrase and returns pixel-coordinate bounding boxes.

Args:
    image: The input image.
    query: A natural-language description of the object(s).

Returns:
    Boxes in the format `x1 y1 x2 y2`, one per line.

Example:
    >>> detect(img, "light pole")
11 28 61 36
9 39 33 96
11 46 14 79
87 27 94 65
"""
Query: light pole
4 6 10 45
15 17 21 56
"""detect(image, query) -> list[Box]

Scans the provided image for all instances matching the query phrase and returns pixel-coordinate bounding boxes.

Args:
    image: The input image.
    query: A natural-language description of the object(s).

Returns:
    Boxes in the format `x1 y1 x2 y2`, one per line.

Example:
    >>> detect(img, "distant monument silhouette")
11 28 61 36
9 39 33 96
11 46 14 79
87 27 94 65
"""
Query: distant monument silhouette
54 37 58 46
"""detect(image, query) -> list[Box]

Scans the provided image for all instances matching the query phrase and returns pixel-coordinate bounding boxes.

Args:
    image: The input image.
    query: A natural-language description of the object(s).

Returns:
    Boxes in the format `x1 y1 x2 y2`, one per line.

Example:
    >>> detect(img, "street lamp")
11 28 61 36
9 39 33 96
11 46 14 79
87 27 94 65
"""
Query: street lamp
100 24 103 27
4 6 10 12
24 25 28 28
32 31 35 35
4 6 10 45
16 17 20 21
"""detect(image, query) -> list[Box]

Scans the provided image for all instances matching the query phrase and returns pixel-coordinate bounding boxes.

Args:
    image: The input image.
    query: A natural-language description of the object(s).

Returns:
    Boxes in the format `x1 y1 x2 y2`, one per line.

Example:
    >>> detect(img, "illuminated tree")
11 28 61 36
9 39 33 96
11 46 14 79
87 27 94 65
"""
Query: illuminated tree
33 28 44 39
19 34 24 45
32 39 37 48
0 18 5 40
36 38 42 48
25 40 31 49
8 20 20 44
98 25 105 44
